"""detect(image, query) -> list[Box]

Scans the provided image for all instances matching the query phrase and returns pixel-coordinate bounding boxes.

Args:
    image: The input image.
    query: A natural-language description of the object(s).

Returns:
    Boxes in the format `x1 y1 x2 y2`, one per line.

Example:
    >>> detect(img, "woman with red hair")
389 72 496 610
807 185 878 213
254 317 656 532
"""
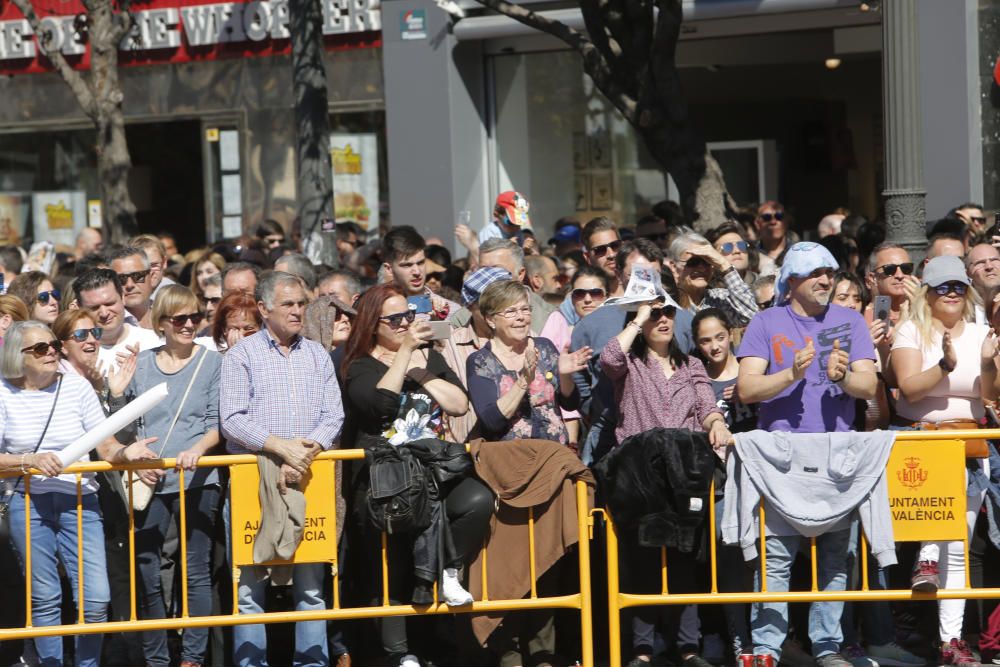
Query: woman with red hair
210 291 262 352
341 284 492 667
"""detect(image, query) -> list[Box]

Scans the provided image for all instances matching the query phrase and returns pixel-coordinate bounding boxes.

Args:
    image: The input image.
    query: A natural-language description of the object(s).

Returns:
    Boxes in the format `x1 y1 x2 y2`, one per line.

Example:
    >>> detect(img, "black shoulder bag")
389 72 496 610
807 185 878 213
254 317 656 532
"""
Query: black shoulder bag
0 374 63 542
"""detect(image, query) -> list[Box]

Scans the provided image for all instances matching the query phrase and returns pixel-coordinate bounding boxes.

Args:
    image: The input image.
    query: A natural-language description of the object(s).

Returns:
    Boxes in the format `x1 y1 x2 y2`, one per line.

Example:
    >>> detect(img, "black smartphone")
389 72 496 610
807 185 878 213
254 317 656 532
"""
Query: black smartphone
873 295 891 326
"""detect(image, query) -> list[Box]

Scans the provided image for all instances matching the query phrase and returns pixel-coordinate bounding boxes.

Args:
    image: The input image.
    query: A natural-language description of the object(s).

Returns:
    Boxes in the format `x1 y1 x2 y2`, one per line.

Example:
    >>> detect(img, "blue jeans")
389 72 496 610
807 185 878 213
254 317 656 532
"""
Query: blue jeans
9 491 110 667
136 485 219 667
751 528 850 659
227 493 328 667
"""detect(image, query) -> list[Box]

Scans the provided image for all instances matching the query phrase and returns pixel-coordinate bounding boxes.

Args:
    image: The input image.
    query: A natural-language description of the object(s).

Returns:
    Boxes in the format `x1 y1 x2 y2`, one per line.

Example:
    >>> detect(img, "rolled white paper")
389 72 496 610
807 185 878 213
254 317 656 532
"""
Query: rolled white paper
58 382 170 466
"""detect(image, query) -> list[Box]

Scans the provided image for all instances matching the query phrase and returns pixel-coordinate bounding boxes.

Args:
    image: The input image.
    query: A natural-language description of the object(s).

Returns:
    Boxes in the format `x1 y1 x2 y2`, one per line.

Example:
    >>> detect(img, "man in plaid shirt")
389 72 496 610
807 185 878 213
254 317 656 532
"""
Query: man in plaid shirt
221 270 344 667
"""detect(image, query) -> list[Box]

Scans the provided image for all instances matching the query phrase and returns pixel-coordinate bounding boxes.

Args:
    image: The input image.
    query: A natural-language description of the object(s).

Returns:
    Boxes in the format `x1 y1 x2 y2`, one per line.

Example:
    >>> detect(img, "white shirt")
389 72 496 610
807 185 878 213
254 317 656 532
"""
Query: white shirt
98 324 161 375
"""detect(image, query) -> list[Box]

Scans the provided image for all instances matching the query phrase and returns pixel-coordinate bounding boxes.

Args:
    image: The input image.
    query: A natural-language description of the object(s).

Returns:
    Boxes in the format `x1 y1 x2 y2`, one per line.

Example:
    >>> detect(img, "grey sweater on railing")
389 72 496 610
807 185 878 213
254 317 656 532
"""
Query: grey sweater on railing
721 429 898 568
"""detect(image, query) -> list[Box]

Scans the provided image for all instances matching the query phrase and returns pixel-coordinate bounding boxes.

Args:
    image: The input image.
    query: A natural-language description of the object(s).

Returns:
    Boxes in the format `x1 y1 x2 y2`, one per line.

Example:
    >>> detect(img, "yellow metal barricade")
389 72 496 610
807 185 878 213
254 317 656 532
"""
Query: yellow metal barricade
0 450 597 667
604 429 1000 667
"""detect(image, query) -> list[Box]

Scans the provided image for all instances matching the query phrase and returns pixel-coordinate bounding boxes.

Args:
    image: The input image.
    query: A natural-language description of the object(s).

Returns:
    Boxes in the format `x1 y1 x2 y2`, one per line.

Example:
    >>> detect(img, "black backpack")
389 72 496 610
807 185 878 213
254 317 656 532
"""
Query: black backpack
365 443 432 535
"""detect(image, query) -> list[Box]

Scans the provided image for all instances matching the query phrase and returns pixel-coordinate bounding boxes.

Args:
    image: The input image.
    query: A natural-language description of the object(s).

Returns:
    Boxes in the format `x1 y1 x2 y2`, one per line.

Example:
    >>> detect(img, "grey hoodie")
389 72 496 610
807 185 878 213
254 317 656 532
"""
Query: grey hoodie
721 430 898 568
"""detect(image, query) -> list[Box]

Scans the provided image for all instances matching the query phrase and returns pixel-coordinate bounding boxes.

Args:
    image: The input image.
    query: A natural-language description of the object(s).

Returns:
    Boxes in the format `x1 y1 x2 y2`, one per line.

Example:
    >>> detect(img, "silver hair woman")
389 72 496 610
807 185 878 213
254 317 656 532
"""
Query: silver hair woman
0 321 159 667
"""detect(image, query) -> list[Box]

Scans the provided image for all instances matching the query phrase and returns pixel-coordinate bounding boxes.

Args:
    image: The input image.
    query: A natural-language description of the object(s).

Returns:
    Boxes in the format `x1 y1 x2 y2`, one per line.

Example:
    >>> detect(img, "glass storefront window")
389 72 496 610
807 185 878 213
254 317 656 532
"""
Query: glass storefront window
492 50 668 232
330 110 389 239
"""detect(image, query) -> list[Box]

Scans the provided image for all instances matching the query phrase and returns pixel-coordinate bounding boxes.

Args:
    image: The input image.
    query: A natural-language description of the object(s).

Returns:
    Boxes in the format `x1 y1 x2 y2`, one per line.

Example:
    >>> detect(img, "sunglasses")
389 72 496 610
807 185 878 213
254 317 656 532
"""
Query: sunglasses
572 287 606 300
932 282 968 296
970 216 987 225
589 240 623 258
205 296 222 306
759 212 784 222
164 312 205 327
649 305 677 321
718 241 749 255
36 289 61 305
877 262 915 277
379 309 416 329
265 236 284 247
682 256 711 270
21 340 62 357
117 269 150 285
68 327 102 343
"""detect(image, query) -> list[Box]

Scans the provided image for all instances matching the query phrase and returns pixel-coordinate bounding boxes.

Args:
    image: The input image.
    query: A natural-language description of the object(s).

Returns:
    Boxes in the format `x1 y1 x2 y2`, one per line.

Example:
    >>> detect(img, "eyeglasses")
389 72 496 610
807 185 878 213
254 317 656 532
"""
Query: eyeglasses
759 212 784 222
117 269 150 285
36 290 61 305
379 309 416 329
496 305 532 320
589 240 622 258
164 312 206 327
265 235 284 247
67 327 102 343
649 305 677 321
932 282 968 296
877 262 915 277
756 299 772 310
572 287 606 300
205 296 222 306
21 340 62 357
718 241 749 255
970 216 987 225
680 256 711 270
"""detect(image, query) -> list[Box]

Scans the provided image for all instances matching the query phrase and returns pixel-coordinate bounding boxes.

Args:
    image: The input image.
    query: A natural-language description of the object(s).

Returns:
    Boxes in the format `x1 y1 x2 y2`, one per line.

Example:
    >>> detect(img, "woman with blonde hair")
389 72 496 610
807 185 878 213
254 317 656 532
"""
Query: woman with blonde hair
109 284 222 667
889 255 1000 667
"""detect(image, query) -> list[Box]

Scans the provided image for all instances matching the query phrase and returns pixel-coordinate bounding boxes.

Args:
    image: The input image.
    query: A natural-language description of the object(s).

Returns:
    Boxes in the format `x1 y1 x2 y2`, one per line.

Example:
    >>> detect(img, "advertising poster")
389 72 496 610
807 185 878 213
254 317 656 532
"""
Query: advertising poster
330 133 379 232
0 193 30 246
32 191 86 247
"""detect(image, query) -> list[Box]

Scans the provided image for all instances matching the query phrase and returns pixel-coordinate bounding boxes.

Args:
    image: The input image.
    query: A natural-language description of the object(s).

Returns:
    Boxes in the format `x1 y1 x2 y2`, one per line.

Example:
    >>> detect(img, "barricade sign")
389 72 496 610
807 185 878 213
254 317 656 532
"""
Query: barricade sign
230 458 338 565
886 438 966 542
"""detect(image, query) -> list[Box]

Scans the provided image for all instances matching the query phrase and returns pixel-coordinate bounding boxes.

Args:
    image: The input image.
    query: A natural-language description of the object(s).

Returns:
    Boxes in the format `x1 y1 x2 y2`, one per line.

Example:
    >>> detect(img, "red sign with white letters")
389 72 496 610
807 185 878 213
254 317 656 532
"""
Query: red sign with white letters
0 0 380 74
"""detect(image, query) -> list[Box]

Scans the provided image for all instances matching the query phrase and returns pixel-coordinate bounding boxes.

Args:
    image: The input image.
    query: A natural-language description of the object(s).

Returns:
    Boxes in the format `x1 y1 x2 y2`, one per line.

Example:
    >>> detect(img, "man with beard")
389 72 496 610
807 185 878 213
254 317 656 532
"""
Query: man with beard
735 242 877 667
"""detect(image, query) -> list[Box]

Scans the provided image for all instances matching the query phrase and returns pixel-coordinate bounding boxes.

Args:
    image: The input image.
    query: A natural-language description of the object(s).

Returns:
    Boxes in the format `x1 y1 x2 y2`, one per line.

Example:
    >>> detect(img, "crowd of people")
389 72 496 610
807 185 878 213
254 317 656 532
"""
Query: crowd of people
0 195 999 667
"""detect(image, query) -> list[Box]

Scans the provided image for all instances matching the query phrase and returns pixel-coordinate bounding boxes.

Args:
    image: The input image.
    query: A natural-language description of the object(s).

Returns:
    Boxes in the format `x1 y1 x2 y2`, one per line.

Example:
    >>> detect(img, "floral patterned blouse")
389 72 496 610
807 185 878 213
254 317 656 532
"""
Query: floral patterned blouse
466 337 579 444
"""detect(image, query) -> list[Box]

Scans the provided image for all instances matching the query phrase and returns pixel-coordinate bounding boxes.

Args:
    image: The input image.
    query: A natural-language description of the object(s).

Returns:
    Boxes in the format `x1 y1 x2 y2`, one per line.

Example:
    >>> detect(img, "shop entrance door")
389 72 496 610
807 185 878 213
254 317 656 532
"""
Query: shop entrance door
126 120 205 250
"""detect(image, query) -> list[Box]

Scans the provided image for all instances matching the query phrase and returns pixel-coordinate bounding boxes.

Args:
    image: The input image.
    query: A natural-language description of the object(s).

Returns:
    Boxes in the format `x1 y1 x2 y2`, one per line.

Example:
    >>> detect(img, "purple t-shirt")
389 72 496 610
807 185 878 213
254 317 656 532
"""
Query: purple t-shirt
737 304 875 433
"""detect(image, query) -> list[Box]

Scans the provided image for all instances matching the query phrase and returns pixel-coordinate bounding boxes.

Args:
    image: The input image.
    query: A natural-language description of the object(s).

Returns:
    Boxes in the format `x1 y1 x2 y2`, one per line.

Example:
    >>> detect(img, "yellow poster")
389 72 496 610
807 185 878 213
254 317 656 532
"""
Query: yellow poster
230 459 338 566
887 439 967 542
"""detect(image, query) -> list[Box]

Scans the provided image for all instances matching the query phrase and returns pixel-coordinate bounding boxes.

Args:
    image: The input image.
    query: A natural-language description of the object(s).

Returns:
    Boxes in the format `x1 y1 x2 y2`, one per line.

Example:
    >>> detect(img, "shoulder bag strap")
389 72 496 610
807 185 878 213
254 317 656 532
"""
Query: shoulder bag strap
155 347 209 458
7 374 63 494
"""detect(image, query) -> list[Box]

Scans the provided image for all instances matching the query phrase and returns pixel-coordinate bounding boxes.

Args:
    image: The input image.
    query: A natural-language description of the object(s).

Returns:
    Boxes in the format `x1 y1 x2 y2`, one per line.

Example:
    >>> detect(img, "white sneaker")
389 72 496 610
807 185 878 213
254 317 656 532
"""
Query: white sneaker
441 567 474 606
400 654 420 667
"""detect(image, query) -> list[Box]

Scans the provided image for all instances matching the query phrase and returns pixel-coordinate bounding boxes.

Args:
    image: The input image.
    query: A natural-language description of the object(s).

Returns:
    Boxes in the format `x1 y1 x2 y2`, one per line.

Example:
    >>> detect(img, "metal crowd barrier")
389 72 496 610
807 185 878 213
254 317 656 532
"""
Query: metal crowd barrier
603 429 1000 667
0 449 597 667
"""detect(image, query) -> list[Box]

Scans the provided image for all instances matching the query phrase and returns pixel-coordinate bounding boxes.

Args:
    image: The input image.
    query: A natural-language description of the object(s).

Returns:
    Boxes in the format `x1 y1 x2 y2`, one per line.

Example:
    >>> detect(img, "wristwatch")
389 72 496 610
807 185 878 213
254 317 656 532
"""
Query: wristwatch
938 357 955 374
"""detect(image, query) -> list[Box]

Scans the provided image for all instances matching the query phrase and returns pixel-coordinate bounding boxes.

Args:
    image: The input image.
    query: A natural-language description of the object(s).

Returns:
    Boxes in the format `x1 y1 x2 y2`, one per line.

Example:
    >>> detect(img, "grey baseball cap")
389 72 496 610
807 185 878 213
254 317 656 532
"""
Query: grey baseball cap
921 255 970 288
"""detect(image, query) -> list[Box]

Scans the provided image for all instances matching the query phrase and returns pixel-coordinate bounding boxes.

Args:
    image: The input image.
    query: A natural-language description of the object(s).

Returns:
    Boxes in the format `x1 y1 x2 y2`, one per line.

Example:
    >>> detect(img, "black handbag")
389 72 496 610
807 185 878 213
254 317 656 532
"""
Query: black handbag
0 375 63 542
365 442 432 535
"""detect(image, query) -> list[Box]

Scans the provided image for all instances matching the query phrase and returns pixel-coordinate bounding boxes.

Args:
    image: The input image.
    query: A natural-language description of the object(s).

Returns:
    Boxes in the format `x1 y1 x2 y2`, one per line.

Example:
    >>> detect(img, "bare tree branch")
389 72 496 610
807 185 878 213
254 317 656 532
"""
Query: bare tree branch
11 0 98 118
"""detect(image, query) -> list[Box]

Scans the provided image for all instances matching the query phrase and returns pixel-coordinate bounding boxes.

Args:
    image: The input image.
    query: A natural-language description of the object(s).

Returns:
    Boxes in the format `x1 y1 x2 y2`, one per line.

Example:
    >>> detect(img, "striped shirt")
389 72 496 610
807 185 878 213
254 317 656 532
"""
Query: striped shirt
220 328 344 454
0 373 106 495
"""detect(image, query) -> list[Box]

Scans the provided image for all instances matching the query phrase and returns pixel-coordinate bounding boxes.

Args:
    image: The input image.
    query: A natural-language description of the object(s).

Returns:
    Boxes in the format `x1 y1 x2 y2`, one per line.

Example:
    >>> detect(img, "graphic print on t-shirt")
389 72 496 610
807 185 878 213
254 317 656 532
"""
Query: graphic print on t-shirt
773 319 854 387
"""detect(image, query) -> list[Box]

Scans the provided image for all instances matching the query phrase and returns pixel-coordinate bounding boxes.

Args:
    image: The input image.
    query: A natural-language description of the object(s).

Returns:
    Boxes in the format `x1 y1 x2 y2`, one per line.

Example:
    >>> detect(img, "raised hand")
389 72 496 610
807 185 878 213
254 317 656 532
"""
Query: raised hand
826 338 849 383
108 343 139 397
791 339 815 381
558 344 592 376
981 328 999 363
520 340 538 385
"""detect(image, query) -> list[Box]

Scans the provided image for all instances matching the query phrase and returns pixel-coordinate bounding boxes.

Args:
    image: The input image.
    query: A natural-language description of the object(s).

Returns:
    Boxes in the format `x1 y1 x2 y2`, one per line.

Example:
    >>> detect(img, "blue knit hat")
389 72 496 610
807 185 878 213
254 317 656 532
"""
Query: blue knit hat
462 266 512 306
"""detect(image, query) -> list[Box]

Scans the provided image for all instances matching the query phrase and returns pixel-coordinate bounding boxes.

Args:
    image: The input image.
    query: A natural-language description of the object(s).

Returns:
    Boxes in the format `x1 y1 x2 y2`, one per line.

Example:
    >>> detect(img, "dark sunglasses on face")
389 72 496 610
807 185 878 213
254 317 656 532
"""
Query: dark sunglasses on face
572 287 606 300
718 241 749 255
877 262 915 277
932 282 968 296
36 290 61 305
589 240 623 258
21 340 62 357
68 327 103 343
970 216 987 225
117 269 150 285
649 305 677 321
380 309 416 329
205 296 222 306
165 312 206 327
759 212 784 222
683 256 711 270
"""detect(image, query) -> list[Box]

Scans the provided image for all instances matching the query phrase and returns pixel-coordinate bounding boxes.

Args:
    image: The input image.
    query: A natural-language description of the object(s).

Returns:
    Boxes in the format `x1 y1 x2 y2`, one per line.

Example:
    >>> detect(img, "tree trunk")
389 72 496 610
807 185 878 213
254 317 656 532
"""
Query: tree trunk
289 0 338 267
96 111 138 243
